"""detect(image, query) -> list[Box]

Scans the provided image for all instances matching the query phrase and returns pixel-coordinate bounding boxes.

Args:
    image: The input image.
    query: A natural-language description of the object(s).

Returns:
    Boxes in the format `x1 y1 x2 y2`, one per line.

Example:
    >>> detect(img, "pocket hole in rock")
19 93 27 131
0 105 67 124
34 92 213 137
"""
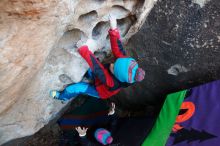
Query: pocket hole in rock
134 0 145 9
57 28 87 52
59 74 73 84
110 5 130 19
92 21 109 40
78 10 98 24
118 15 137 37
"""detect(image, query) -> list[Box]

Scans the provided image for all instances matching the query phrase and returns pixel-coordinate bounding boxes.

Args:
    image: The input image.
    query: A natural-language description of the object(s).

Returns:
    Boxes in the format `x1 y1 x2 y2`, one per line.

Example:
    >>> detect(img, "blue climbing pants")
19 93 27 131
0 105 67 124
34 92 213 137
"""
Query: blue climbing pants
59 82 99 100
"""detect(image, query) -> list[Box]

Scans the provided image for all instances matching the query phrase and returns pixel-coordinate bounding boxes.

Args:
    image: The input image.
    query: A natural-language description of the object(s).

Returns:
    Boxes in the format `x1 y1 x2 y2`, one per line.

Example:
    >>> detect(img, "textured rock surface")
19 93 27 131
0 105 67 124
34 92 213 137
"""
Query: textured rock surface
0 0 156 144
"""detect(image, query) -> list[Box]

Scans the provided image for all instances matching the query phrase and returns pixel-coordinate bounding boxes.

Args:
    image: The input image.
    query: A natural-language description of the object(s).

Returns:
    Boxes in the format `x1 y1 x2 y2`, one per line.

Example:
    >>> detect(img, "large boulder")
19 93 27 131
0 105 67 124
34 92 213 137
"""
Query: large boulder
0 0 156 144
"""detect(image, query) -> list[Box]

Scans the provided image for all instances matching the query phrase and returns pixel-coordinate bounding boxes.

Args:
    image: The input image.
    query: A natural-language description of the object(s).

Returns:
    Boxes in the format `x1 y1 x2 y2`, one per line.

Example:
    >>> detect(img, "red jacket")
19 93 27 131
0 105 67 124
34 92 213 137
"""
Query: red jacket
78 28 129 99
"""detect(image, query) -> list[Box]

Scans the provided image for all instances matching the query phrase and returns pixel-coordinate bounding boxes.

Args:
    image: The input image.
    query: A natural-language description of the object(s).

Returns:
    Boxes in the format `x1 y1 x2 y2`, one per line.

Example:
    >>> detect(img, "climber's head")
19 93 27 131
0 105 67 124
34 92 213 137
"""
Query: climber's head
112 57 145 83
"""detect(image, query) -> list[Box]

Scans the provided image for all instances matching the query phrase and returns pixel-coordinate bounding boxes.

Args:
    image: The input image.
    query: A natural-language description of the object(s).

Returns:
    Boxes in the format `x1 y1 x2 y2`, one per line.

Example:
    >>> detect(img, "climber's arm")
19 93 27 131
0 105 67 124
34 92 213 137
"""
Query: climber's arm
78 46 114 87
109 28 127 58
109 15 127 59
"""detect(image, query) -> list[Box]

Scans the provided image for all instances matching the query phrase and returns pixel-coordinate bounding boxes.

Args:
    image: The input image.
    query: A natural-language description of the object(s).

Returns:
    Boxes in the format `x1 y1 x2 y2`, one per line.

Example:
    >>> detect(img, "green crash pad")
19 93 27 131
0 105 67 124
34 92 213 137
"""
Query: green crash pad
142 90 187 146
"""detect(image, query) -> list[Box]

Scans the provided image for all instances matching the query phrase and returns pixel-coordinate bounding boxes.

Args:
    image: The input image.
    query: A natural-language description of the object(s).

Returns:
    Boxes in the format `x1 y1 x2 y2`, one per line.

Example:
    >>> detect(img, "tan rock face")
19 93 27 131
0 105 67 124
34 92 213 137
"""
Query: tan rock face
0 0 156 144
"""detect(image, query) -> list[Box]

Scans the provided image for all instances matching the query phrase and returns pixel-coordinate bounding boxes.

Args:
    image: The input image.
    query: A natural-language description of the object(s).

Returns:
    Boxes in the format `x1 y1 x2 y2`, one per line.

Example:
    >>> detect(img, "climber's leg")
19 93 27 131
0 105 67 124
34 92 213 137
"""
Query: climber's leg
51 82 99 101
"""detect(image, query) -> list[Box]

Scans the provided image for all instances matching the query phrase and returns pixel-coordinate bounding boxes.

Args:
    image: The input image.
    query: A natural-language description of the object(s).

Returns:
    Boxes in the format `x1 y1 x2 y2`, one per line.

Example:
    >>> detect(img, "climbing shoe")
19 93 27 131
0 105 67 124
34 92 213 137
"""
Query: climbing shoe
50 90 69 103
50 90 60 99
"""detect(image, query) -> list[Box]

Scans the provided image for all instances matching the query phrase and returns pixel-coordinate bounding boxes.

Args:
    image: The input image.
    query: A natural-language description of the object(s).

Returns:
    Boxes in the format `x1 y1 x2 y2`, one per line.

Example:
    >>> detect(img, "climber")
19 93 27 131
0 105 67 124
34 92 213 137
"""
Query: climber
50 15 145 101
